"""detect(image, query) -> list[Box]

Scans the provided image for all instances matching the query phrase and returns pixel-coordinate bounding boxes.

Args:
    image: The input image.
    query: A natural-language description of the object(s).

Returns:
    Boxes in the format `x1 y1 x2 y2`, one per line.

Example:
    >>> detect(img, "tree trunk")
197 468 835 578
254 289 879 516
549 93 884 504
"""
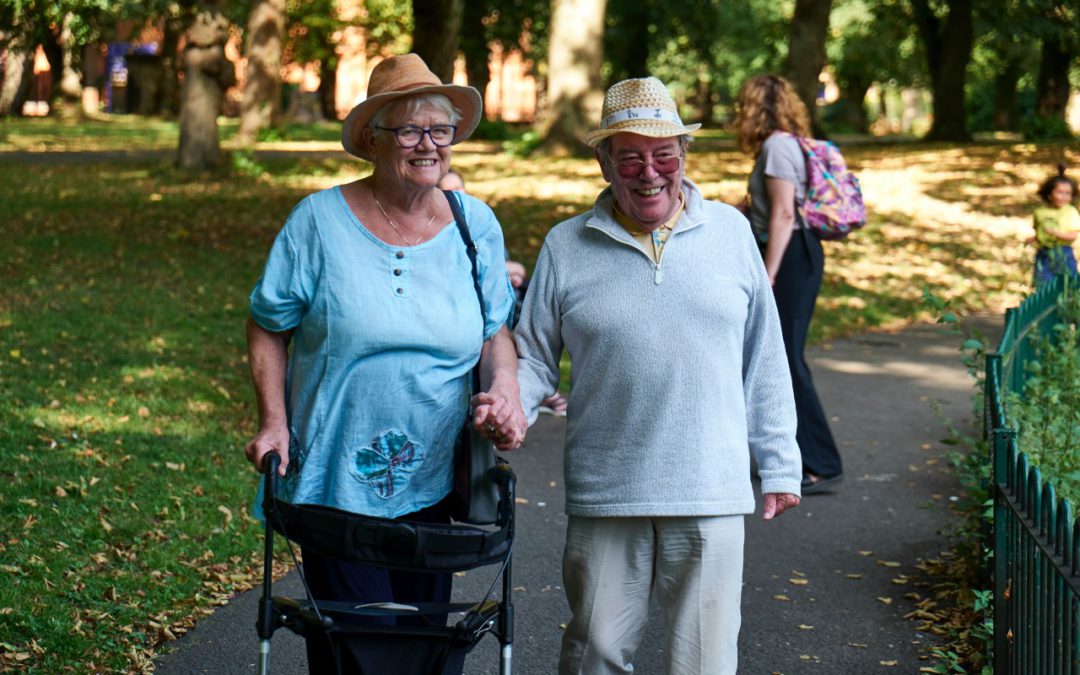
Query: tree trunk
1035 33 1073 121
784 0 832 137
0 47 32 116
460 1 490 100
838 77 870 133
695 66 715 126
161 10 186 116
318 59 336 121
41 26 64 111
177 1 236 170
411 0 464 82
991 57 1021 132
608 3 650 81
237 0 286 145
912 0 974 141
536 0 608 157
58 14 83 105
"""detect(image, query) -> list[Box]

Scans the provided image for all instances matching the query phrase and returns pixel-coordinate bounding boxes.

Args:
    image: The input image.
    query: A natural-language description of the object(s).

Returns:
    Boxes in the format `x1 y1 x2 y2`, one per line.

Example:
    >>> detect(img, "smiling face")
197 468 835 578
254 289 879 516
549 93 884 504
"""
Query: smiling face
366 98 453 192
599 133 685 231
1050 181 1075 208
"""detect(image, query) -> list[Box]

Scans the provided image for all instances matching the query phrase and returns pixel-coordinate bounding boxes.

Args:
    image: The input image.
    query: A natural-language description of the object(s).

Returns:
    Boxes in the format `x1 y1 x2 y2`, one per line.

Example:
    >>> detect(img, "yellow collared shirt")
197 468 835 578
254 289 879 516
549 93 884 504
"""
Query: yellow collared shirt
613 195 685 264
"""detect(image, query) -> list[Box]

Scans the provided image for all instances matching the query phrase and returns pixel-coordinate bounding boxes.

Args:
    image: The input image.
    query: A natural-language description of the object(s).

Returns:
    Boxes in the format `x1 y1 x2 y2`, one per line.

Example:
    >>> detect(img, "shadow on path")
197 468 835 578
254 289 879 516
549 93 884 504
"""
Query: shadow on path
154 317 998 674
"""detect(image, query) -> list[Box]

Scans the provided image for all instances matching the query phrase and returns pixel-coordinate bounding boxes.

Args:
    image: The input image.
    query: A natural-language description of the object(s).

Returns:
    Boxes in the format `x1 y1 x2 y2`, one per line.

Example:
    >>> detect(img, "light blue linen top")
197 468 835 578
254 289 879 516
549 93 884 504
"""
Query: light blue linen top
249 186 514 518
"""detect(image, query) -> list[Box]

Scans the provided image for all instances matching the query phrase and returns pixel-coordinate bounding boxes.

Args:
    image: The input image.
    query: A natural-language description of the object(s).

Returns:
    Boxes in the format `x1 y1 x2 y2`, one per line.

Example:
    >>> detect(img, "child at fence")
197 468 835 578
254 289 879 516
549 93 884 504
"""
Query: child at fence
1029 164 1080 287
439 170 568 416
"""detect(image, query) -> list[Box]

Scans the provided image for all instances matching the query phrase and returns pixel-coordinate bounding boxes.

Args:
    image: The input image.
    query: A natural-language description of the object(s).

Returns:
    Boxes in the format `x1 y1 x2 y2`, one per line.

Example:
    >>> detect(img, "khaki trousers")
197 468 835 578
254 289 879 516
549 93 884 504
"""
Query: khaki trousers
559 515 745 675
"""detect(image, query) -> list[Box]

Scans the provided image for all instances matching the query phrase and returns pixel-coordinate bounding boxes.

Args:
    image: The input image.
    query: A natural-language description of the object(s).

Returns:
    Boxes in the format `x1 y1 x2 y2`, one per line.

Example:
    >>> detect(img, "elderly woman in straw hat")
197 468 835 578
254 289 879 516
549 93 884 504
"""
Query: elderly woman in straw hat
513 76 802 674
244 53 525 671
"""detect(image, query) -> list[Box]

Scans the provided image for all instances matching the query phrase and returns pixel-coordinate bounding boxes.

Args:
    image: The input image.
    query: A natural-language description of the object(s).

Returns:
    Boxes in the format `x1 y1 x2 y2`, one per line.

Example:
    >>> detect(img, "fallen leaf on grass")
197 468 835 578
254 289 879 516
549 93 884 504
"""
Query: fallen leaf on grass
217 505 233 527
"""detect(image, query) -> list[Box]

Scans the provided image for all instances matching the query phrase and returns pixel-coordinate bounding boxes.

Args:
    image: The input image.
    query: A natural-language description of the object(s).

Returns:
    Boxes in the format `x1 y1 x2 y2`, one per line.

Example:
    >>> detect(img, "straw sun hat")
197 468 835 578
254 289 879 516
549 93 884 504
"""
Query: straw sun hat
341 53 483 161
583 77 701 147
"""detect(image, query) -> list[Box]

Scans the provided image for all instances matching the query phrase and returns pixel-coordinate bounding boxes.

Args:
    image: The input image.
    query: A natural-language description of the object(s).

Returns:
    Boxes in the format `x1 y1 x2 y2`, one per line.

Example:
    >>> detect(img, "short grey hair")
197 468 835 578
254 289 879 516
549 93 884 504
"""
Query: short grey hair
597 134 692 173
370 93 463 132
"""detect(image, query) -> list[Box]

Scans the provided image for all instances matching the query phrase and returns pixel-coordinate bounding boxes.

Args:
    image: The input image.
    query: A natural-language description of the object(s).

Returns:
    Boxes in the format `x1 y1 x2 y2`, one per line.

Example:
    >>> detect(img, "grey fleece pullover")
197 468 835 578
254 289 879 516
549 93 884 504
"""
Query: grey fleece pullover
515 179 802 517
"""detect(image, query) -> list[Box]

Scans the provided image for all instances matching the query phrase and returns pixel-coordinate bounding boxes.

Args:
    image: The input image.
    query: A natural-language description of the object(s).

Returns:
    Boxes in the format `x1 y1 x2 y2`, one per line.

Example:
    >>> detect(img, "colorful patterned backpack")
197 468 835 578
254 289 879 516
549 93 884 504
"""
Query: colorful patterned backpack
782 132 866 240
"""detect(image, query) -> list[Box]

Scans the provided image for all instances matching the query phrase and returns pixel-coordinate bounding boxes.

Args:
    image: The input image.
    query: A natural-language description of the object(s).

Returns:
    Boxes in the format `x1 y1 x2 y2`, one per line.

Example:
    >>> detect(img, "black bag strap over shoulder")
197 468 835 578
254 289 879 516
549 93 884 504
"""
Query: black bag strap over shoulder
444 189 485 397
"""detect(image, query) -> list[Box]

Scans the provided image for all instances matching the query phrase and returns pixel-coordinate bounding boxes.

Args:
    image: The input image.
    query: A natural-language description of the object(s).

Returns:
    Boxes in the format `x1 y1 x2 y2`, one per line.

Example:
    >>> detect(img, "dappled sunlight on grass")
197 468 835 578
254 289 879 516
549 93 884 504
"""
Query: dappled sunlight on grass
1 132 1076 670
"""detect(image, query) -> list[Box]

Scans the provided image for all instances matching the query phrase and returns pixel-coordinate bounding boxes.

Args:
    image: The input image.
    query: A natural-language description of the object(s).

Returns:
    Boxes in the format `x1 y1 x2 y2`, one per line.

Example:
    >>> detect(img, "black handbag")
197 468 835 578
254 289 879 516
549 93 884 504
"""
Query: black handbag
445 189 502 525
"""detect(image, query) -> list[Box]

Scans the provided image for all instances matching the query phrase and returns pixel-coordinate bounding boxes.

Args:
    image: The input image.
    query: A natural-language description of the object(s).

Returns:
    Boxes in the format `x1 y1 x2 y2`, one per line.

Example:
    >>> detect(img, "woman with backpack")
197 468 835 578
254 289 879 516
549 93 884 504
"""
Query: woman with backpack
734 74 843 495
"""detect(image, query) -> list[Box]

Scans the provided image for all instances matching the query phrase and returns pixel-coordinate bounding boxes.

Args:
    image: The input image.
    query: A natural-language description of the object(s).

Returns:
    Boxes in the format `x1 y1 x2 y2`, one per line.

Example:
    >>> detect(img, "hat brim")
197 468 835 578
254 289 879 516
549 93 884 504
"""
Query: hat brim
584 121 702 148
341 83 483 161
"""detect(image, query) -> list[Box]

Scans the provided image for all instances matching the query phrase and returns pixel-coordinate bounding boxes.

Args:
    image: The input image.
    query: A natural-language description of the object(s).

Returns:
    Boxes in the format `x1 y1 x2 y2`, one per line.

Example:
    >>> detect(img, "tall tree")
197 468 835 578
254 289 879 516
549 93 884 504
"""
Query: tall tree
411 0 464 82
237 0 286 144
829 0 923 135
459 1 490 97
784 0 833 135
1033 4 1077 128
458 0 550 100
605 2 652 82
57 13 84 105
536 0 607 156
0 45 33 116
911 0 975 141
177 0 236 170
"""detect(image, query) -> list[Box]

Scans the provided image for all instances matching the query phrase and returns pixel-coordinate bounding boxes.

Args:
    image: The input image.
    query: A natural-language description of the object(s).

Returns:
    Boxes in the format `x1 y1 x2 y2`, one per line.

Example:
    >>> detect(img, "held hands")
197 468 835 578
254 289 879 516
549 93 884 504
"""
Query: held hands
471 390 528 450
762 492 800 520
245 424 290 476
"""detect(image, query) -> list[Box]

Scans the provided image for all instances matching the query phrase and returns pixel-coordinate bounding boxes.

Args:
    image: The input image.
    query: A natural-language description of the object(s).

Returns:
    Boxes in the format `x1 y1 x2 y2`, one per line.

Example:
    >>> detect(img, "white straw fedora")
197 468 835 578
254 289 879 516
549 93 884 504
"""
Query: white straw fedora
583 77 701 147
341 53 483 161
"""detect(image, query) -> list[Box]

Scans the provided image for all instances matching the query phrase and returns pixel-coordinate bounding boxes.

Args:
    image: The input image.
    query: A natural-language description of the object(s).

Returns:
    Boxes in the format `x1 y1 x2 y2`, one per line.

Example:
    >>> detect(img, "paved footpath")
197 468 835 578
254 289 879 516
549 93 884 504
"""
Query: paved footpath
155 318 996 674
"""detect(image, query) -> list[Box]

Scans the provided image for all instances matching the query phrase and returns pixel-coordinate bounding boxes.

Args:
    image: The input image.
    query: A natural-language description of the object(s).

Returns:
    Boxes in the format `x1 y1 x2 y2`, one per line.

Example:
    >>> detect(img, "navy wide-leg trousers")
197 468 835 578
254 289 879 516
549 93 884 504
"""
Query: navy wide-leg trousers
770 230 843 479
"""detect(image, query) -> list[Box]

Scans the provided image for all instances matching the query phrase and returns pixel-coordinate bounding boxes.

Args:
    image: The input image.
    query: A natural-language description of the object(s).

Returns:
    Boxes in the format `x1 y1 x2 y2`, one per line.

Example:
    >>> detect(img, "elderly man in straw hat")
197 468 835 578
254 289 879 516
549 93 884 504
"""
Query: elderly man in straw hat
514 77 802 674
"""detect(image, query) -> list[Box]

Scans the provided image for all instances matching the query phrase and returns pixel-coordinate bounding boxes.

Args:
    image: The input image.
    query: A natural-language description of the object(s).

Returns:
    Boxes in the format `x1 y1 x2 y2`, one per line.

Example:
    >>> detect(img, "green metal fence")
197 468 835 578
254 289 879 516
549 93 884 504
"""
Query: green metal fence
986 275 1080 673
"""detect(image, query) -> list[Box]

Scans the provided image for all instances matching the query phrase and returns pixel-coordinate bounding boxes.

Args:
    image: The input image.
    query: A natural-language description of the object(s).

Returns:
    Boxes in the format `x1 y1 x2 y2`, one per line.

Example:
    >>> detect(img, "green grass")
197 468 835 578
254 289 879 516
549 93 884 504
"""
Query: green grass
0 118 1073 671
0 116 343 152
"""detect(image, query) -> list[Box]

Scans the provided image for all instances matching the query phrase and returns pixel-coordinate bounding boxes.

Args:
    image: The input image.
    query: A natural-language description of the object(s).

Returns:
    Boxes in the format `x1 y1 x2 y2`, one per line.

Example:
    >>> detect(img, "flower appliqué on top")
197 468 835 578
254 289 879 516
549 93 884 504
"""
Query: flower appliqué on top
351 431 423 499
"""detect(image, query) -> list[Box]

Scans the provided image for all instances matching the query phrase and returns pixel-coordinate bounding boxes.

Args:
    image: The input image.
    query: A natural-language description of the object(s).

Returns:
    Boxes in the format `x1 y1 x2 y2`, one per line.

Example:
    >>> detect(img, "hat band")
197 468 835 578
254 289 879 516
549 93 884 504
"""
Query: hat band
601 107 684 129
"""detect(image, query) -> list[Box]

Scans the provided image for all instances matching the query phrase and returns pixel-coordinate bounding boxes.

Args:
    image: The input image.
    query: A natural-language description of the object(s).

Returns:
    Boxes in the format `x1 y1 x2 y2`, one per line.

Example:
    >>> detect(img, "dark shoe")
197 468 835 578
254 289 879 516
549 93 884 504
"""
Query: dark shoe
801 472 843 495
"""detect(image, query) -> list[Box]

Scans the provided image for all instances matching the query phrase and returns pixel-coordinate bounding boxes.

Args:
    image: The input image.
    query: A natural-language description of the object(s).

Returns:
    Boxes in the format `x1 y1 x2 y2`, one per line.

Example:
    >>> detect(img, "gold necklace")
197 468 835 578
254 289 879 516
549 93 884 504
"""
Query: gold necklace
374 195 437 246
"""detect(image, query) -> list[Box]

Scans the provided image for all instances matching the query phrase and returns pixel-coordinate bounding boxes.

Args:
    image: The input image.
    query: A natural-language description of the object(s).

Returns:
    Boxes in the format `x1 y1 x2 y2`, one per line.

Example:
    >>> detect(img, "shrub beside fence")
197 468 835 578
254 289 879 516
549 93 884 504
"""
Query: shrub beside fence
986 275 1080 673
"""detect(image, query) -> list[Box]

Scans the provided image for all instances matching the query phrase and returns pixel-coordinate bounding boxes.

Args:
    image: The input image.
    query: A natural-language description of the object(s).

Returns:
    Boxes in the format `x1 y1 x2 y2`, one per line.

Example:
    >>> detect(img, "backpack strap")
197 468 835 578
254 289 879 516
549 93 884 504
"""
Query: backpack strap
444 189 485 398
773 131 818 276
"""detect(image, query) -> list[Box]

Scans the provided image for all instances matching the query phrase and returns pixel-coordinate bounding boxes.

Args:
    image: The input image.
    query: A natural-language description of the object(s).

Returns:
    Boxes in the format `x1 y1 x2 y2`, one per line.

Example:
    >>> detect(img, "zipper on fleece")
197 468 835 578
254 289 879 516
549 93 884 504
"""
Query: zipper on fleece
592 226 667 285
